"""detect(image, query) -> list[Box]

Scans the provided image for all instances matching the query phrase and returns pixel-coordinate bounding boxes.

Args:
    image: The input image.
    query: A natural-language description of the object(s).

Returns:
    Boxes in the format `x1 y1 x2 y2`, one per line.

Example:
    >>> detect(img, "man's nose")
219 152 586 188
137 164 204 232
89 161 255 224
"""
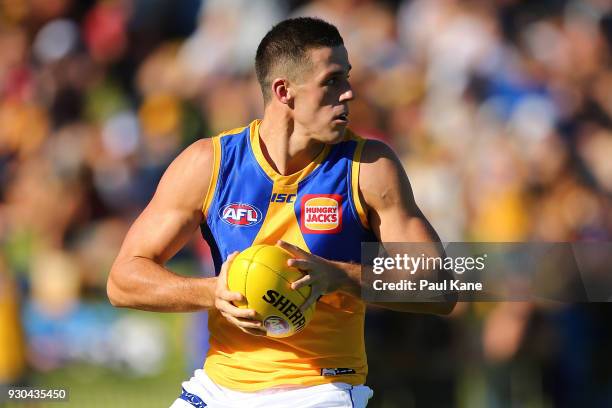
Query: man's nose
339 85 354 102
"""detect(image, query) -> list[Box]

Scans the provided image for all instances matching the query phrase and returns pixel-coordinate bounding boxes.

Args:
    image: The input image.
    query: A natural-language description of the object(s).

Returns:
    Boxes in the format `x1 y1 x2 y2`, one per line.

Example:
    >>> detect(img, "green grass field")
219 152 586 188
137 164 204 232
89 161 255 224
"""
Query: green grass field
7 313 191 408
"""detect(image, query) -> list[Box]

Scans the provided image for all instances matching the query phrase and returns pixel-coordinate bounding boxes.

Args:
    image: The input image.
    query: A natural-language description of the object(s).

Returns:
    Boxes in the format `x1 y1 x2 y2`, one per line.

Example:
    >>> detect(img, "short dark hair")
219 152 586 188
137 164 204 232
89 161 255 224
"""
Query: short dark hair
255 17 344 104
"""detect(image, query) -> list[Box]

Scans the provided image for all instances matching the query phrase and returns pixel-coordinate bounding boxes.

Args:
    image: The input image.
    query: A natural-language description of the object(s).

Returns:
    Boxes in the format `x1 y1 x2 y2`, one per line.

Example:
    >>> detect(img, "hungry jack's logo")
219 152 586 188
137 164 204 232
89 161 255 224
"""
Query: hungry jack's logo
300 194 342 234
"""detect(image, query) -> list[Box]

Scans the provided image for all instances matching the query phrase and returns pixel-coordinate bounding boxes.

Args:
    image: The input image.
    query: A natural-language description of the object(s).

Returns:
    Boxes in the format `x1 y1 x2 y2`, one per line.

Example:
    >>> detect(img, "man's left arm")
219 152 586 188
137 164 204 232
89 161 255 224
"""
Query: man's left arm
280 140 456 315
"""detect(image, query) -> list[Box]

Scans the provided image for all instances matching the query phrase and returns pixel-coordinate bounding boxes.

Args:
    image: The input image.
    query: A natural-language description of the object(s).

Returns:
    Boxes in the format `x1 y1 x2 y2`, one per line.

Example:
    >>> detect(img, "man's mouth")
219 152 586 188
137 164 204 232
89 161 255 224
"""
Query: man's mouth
333 113 349 123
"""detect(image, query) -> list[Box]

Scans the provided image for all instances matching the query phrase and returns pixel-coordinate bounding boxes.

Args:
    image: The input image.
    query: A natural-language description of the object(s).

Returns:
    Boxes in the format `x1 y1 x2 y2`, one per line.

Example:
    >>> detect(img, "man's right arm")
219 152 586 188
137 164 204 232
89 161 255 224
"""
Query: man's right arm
107 138 217 311
107 138 266 334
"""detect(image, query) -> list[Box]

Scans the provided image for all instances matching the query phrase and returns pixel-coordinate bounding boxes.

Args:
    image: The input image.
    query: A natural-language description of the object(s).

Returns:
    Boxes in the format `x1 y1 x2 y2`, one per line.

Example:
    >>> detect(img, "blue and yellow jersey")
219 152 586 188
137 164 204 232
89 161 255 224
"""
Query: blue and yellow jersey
201 119 376 391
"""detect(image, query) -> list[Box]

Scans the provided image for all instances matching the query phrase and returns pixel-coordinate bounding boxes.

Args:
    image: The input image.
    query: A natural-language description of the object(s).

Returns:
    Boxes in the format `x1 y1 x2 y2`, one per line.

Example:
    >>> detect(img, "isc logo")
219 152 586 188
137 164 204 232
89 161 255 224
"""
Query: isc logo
219 203 262 226
270 193 296 203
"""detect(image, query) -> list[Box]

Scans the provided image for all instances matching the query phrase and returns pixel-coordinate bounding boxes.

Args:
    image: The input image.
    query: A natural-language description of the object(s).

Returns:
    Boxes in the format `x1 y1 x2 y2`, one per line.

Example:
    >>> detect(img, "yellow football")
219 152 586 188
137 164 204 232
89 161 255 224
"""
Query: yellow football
227 244 315 338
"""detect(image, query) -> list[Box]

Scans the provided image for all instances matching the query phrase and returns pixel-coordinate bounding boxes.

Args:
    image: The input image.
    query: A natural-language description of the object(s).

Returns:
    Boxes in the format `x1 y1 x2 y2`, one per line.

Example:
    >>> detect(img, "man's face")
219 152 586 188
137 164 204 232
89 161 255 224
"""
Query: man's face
291 45 353 143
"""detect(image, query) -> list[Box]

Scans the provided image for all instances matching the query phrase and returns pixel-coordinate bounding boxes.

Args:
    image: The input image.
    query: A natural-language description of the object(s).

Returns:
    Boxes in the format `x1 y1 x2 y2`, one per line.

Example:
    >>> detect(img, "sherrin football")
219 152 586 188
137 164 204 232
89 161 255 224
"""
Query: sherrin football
227 244 315 338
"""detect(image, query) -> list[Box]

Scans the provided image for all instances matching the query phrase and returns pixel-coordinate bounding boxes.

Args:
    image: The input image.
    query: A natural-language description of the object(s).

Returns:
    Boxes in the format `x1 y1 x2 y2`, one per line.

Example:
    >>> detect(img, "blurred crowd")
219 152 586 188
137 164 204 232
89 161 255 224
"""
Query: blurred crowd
1 0 611 407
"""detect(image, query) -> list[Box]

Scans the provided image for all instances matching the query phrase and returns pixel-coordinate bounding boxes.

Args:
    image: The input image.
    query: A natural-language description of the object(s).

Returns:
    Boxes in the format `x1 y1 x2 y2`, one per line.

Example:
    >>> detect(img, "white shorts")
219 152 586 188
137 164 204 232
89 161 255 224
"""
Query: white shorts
169 369 373 408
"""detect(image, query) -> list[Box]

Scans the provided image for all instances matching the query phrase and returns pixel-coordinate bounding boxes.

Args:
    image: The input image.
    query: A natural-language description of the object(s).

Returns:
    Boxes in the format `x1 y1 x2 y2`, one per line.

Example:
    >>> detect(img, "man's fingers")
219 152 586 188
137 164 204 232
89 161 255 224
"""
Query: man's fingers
220 251 239 276
228 306 258 320
216 250 267 336
300 293 317 312
221 313 264 332
216 251 240 295
300 284 323 312
277 241 311 259
216 299 257 319
241 327 267 336
287 258 313 271
219 311 266 336
291 274 312 290
231 315 264 330
218 289 244 303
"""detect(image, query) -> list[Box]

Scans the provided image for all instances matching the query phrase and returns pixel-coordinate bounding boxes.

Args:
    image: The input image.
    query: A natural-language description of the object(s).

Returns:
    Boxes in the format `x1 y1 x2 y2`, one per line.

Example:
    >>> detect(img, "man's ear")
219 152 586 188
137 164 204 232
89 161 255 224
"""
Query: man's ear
271 78 293 104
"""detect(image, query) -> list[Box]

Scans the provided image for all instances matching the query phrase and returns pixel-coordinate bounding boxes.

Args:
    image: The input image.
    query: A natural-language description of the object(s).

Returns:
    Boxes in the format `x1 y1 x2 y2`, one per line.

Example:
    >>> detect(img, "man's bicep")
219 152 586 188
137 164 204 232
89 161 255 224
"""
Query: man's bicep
118 204 201 265
360 140 439 243
359 141 454 314
116 139 213 264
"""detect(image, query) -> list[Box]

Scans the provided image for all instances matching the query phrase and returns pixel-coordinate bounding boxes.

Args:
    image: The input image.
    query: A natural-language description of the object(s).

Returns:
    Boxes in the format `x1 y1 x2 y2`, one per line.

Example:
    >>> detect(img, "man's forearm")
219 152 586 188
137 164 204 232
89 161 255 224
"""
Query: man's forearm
332 260 457 315
107 256 217 312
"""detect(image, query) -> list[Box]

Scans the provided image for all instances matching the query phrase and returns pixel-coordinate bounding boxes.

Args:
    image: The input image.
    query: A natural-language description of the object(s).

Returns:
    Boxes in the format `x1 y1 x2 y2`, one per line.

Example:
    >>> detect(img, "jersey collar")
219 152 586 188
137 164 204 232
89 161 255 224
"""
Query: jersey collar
249 119 331 185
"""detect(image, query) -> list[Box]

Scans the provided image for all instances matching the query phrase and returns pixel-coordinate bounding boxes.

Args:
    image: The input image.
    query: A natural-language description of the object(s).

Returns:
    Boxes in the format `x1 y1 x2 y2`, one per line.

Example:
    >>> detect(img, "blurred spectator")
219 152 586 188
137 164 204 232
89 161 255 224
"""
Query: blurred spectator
0 257 27 387
0 0 611 406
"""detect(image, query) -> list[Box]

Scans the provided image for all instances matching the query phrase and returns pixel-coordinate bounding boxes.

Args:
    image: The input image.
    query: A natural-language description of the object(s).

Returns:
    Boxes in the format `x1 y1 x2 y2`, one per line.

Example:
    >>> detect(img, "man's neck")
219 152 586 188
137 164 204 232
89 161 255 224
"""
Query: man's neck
258 110 325 176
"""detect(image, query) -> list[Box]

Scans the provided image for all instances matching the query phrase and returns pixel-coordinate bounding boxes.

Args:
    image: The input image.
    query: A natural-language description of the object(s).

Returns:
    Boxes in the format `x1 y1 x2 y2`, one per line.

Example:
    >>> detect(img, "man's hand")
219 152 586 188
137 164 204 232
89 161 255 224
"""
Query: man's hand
214 252 266 336
277 241 354 311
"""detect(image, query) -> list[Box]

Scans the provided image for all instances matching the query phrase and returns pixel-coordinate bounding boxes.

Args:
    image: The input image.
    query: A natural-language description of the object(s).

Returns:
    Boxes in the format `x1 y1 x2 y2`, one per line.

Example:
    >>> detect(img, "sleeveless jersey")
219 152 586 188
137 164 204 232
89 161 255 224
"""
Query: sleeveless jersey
201 119 376 391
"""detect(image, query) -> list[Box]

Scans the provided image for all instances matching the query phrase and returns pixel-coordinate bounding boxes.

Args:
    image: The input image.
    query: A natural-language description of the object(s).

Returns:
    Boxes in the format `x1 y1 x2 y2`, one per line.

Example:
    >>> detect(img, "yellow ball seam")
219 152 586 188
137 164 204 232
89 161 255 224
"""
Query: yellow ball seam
245 261 310 304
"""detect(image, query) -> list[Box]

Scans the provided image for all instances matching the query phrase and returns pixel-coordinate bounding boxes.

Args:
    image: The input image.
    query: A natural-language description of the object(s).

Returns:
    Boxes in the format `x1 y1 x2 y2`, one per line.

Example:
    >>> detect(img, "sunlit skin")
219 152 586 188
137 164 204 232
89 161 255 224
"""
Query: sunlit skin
258 45 353 176
291 45 353 143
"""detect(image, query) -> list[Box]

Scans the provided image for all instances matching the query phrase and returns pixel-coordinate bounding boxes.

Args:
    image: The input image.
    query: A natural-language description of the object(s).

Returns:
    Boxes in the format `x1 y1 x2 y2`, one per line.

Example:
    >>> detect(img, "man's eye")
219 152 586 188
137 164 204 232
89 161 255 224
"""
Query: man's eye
325 75 350 86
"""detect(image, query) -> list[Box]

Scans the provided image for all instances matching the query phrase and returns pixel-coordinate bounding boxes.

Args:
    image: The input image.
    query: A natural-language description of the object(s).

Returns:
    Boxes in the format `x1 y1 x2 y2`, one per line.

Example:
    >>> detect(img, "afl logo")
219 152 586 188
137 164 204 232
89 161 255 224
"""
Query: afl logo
220 203 262 226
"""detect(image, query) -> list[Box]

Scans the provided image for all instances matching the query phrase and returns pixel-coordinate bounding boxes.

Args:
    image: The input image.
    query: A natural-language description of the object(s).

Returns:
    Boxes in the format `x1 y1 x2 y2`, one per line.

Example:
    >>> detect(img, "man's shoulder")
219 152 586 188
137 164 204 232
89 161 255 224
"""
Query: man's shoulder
177 120 257 182
213 120 259 140
183 138 213 162
360 138 396 161
343 129 396 163
343 129 394 153
357 137 407 200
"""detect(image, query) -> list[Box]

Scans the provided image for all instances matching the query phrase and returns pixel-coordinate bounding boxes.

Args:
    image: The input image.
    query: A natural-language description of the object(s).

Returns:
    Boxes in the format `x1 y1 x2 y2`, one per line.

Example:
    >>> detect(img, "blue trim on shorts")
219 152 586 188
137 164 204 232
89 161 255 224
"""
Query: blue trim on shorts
179 388 207 407
349 385 355 408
